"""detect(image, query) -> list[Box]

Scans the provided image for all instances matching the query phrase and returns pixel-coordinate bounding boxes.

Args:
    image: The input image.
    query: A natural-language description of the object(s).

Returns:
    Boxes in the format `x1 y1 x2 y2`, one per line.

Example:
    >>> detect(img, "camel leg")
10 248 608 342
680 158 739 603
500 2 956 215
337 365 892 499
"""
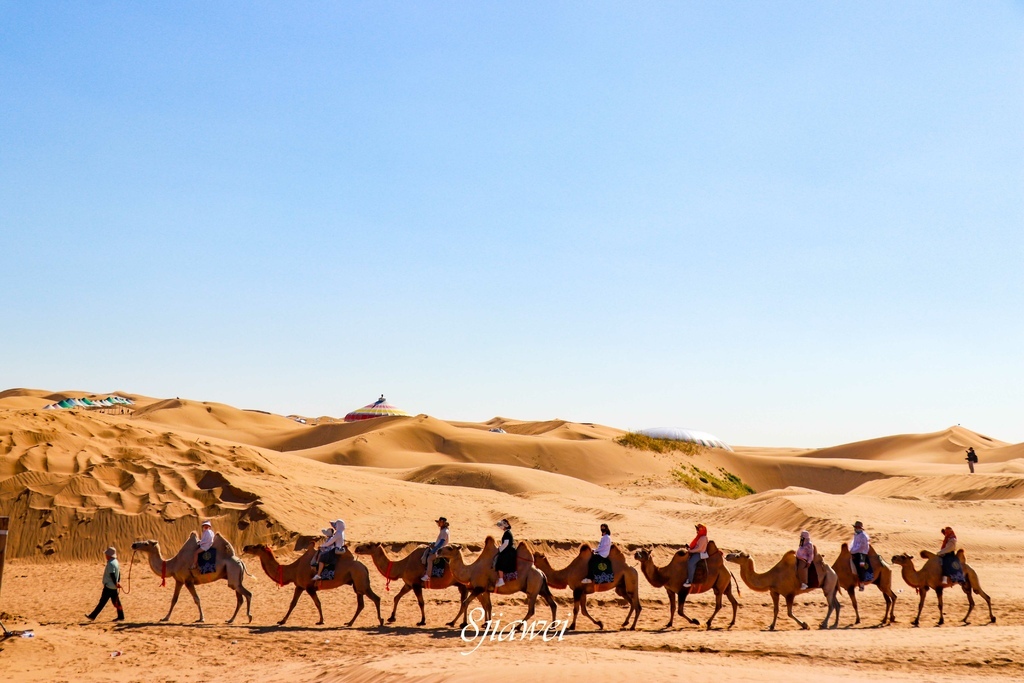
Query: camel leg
540 582 557 622
706 589 723 629
846 586 861 625
615 584 633 629
184 582 205 623
388 583 413 623
278 586 305 625
575 590 603 630
969 581 995 624
725 584 738 629
664 588 676 629
307 587 325 625
911 586 928 627
365 587 384 626
412 585 427 627
677 587 700 626
227 588 244 624
786 594 808 630
629 592 641 631
523 587 539 623
448 587 485 628
768 591 780 631
935 586 945 626
346 591 365 628
886 586 898 623
162 580 185 622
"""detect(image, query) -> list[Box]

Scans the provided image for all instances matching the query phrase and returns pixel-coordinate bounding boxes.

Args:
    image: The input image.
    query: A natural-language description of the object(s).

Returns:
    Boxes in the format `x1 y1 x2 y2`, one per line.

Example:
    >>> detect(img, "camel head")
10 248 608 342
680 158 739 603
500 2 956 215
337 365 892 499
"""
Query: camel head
131 539 159 552
891 554 912 566
242 544 270 556
353 543 378 555
725 551 749 564
633 548 652 562
437 544 460 559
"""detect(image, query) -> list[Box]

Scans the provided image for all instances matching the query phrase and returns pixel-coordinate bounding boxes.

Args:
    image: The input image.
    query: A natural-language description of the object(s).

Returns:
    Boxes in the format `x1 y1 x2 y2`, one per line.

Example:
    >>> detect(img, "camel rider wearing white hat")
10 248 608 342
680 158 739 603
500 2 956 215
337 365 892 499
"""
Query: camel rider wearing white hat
850 521 871 590
312 519 346 581
192 520 215 570
422 517 450 582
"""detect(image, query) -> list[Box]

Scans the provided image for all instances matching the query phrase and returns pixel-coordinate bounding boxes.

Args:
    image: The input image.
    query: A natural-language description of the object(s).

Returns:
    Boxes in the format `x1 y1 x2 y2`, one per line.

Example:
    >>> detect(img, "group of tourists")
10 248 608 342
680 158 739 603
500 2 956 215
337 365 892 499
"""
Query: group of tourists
82 515 969 621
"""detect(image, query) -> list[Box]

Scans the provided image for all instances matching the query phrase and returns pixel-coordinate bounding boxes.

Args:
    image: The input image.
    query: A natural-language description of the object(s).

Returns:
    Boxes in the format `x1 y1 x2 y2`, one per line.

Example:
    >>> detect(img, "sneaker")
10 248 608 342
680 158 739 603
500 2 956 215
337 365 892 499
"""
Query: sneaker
800 584 808 590
859 585 865 592
421 574 430 582
311 574 322 581
495 578 505 588
683 583 691 588
580 578 593 584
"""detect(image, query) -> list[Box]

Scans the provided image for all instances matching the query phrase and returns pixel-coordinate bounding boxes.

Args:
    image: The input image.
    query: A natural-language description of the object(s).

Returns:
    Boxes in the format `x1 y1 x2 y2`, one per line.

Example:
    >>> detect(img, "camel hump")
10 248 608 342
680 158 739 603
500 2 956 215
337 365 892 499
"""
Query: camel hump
213 533 237 558
840 542 849 553
579 543 592 553
920 550 937 560
956 548 966 561
706 540 719 555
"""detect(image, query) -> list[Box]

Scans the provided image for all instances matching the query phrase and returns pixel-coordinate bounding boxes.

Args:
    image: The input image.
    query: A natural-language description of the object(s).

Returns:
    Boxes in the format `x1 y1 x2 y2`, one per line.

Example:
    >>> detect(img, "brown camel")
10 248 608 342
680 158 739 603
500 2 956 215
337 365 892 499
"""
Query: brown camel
832 543 897 625
242 544 383 627
634 541 740 629
131 533 253 623
891 551 995 627
533 544 641 631
725 550 840 630
437 538 557 629
353 542 470 626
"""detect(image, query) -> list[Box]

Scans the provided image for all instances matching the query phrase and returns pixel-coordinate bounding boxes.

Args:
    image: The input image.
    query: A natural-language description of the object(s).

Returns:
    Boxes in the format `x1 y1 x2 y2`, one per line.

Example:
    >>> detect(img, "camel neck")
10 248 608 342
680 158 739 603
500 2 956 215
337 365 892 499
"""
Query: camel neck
640 557 668 588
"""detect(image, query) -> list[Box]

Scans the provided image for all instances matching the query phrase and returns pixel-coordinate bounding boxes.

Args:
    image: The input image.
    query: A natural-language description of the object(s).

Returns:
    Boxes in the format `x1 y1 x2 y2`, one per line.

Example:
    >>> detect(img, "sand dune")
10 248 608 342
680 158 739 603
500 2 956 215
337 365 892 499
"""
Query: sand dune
3 388 1024 681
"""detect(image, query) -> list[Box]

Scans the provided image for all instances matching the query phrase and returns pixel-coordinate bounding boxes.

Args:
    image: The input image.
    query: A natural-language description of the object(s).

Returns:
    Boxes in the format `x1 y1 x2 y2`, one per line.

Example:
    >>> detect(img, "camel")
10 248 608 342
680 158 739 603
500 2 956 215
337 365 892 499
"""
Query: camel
242 544 383 627
533 544 641 631
437 538 557 629
725 550 840 630
832 543 897 625
131 532 253 623
634 541 740 629
891 551 995 627
353 542 470 626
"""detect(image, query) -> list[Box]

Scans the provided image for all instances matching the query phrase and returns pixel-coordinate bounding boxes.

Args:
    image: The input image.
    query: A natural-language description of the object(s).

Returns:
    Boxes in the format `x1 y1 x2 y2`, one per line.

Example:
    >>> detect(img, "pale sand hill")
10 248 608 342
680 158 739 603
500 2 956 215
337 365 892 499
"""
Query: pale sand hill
3 388 1024 681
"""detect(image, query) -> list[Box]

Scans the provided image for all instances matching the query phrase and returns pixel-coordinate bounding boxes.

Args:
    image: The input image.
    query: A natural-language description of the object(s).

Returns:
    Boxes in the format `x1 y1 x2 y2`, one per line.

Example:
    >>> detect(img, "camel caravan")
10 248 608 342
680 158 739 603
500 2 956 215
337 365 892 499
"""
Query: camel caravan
111 519 995 632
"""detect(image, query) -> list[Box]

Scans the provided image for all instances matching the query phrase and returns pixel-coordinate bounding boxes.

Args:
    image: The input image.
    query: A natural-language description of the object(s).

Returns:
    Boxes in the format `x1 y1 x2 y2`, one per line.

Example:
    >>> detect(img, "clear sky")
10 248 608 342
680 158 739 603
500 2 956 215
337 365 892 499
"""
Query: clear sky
1 2 1022 447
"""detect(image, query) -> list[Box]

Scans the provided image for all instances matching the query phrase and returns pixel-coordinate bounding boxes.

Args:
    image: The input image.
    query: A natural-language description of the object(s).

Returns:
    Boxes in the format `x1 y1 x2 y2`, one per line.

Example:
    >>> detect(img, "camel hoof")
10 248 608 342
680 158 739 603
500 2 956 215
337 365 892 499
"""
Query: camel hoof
991 616 997 623
160 617 169 622
597 622 604 631
801 623 809 630
417 621 426 627
688 618 700 626
911 620 919 627
317 620 325 626
387 616 396 623
277 620 286 626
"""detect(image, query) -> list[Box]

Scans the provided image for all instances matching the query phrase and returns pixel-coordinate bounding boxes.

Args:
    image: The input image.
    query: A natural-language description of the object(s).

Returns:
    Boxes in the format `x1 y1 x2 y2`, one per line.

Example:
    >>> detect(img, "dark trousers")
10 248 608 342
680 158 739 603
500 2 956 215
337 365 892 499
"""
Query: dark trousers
89 587 123 619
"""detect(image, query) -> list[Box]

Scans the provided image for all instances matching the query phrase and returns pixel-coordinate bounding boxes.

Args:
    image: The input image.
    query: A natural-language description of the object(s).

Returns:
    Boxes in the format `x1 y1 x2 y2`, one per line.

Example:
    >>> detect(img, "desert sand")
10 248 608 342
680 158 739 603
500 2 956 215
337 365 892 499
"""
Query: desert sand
1 387 1022 682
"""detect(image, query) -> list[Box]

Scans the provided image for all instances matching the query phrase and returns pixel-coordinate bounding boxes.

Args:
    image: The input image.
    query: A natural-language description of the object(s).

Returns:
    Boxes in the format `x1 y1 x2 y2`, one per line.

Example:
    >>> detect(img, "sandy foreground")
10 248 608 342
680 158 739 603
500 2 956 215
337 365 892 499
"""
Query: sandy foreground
1 389 1023 681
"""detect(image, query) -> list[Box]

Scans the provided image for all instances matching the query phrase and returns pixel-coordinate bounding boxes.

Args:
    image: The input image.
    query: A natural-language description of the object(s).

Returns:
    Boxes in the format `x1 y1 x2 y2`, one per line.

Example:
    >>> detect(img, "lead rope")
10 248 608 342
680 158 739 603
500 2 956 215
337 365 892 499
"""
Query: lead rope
121 550 137 595
385 560 393 592
161 560 167 587
277 565 284 588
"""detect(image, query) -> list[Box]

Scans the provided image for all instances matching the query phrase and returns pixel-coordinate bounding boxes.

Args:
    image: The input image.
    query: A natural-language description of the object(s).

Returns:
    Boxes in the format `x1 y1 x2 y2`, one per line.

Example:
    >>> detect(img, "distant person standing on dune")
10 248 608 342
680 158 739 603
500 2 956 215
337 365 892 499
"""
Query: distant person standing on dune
966 447 978 474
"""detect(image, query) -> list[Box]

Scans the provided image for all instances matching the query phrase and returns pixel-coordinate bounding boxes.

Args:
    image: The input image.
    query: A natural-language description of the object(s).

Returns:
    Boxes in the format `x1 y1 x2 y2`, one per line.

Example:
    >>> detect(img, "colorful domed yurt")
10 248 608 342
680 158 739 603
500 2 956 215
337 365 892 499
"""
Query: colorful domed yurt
344 395 410 422
636 427 732 451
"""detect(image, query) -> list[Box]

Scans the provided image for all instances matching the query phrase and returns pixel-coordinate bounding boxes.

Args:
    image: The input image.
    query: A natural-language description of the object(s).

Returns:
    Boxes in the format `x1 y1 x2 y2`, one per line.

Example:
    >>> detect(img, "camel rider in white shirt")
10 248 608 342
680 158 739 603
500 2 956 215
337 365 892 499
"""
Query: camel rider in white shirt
192 520 215 569
422 517 450 582
312 519 345 581
581 523 612 584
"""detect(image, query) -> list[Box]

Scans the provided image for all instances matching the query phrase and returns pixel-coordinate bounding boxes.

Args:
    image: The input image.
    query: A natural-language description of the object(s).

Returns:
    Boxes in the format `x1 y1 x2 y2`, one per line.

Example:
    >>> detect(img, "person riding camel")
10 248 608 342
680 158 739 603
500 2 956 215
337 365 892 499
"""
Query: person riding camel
683 523 709 588
581 523 611 584
494 519 517 588
191 520 214 570
421 517 450 582
796 530 815 590
850 520 872 590
938 526 963 585
311 519 345 582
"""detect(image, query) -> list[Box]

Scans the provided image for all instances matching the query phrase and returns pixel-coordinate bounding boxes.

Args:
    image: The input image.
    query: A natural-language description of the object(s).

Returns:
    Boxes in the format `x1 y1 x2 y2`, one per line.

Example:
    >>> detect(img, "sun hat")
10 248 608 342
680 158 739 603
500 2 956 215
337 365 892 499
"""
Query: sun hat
105 546 117 558
853 521 864 529
800 530 810 539
201 520 212 527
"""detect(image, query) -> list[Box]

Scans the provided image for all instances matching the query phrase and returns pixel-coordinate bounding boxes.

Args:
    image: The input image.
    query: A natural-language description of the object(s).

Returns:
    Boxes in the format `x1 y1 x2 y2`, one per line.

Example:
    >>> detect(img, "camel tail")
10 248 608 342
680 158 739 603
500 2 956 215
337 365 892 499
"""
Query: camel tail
241 558 255 579
729 569 741 597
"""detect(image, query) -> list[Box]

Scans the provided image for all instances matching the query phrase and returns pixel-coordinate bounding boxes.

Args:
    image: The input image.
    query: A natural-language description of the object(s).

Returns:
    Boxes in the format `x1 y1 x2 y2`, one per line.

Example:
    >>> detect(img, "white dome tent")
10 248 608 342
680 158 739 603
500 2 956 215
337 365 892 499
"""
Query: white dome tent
637 427 732 451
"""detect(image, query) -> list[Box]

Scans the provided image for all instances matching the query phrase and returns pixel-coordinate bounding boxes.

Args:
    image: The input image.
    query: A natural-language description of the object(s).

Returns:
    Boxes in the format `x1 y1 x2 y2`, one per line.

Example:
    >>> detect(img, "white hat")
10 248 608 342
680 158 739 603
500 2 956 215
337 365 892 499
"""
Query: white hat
201 520 212 527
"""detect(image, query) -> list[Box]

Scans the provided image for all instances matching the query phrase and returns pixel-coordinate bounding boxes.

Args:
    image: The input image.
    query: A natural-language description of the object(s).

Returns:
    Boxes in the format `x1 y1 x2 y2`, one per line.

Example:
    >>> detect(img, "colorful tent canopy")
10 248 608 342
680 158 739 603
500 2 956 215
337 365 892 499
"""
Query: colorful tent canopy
344 395 409 422
636 427 732 451
42 396 134 410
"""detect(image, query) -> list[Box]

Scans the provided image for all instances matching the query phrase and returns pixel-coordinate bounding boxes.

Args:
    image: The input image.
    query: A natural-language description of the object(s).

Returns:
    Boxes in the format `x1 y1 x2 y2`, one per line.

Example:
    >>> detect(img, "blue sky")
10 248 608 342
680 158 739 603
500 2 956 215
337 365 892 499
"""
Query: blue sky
2 2 1022 447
